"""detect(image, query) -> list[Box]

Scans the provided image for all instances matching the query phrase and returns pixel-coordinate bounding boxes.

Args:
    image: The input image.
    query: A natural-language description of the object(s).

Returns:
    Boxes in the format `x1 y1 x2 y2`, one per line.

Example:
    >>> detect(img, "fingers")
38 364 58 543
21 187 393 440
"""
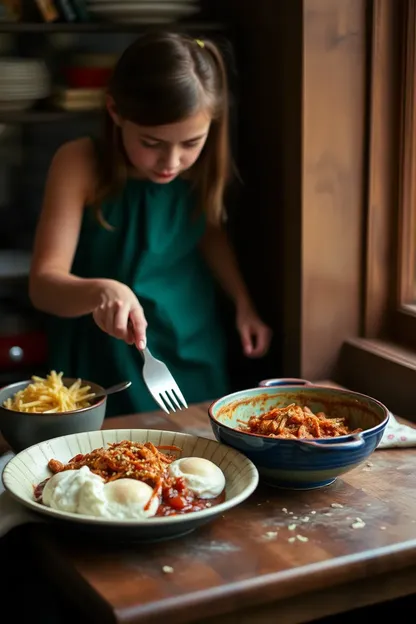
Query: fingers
93 300 142 346
92 304 111 335
93 301 123 338
126 322 136 345
240 325 254 357
239 324 273 358
92 283 147 347
113 300 130 340
250 329 270 357
129 307 148 350
92 307 106 334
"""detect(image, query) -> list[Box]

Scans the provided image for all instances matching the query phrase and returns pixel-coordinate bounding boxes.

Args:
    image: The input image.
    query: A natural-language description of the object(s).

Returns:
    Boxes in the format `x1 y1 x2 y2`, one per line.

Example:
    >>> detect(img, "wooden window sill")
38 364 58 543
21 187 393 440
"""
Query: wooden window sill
336 338 416 420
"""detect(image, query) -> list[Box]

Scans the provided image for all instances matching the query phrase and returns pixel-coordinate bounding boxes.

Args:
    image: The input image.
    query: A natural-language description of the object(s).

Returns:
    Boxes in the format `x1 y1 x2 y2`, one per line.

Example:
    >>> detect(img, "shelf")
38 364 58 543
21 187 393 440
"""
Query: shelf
0 20 224 34
0 109 101 123
0 250 31 280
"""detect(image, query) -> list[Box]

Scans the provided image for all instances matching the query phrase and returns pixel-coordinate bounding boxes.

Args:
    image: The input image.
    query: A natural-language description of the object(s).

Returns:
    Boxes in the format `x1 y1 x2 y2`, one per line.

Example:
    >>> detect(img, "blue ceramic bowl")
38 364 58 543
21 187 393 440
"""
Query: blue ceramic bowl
208 380 390 490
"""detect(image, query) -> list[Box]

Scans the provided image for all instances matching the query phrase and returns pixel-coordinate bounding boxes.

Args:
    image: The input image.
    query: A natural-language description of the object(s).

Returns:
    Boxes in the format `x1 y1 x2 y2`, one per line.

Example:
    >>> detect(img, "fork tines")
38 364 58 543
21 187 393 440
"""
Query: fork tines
157 386 188 413
140 347 188 414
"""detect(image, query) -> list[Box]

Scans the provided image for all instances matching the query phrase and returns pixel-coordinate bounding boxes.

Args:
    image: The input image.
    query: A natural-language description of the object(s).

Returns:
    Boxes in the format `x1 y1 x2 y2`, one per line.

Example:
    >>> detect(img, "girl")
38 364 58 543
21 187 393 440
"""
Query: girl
29 31 272 417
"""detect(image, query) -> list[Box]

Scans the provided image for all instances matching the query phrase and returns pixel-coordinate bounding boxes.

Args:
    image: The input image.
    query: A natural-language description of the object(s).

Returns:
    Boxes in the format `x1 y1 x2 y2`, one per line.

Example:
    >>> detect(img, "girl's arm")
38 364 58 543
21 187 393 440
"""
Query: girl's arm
200 225 272 357
30 138 148 348
29 138 104 317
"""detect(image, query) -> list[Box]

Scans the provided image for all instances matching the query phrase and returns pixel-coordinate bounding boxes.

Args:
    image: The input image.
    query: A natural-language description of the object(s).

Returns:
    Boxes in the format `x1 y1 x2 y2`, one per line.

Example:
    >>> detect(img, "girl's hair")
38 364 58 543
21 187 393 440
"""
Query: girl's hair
93 31 231 228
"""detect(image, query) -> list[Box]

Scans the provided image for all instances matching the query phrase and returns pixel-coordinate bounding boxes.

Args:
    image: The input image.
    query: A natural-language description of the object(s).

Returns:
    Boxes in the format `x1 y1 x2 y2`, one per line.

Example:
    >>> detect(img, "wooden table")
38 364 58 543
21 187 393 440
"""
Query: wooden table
19 400 416 624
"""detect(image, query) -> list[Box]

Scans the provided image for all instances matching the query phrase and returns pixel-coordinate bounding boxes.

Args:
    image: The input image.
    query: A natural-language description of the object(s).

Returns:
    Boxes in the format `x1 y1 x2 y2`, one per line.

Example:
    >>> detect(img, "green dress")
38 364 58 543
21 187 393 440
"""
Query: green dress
47 176 230 417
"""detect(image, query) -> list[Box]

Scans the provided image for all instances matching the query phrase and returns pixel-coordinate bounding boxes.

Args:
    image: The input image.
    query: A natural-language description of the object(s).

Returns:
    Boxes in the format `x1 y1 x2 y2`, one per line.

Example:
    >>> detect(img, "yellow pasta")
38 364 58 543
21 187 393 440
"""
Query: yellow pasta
3 370 96 413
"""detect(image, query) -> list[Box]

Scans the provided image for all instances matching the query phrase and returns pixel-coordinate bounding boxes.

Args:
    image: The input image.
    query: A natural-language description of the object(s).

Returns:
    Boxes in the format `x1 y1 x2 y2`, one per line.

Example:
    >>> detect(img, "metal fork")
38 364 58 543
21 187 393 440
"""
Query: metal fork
140 347 188 413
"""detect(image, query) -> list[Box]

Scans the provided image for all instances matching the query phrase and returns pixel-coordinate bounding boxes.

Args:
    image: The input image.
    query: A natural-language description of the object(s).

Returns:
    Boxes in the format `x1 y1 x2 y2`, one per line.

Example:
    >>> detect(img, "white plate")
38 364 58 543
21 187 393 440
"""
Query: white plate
0 87 49 93
88 3 200 15
88 0 198 3
2 429 259 542
0 100 36 111
91 16 183 23
89 16 186 23
87 0 198 4
0 251 31 278
0 90 50 101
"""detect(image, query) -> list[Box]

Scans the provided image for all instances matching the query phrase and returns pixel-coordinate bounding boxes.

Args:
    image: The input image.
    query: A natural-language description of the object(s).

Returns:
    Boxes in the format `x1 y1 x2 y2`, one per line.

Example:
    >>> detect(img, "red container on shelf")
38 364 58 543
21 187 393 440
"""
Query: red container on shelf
0 331 47 371
62 65 113 89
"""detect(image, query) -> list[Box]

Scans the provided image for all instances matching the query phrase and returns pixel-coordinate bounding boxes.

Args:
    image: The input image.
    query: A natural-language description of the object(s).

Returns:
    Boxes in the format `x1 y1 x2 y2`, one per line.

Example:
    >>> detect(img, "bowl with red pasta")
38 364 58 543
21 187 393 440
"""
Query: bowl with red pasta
208 381 390 490
2 429 259 541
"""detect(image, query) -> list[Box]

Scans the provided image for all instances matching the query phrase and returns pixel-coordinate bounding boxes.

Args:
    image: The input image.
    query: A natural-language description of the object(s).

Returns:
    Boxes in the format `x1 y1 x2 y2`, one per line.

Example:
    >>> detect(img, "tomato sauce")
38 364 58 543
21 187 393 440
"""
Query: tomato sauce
33 478 48 503
156 476 225 516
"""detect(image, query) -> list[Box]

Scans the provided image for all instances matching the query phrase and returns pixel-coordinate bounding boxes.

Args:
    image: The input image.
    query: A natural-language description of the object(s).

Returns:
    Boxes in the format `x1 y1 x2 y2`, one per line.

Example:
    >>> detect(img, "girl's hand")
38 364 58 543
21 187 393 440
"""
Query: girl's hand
92 279 147 349
236 304 272 358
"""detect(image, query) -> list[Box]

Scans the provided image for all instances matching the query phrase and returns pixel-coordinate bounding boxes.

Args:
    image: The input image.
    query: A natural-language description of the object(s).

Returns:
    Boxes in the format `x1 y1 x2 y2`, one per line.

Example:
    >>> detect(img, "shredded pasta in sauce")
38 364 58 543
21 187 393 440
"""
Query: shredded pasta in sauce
47 440 179 487
238 403 362 439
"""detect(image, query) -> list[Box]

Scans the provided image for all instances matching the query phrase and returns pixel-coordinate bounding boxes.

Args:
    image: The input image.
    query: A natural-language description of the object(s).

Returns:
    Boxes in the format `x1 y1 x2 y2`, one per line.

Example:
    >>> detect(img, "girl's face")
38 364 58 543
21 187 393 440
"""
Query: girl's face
109 103 211 184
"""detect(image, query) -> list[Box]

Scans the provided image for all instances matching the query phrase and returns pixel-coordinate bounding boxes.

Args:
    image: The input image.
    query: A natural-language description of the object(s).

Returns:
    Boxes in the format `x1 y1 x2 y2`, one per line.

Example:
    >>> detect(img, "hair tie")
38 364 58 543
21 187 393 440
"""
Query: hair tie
195 39 205 48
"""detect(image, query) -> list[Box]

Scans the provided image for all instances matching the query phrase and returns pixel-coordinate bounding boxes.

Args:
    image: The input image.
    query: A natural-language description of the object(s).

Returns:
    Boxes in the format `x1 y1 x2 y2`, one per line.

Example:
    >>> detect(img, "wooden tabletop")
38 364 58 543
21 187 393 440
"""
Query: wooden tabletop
23 396 416 624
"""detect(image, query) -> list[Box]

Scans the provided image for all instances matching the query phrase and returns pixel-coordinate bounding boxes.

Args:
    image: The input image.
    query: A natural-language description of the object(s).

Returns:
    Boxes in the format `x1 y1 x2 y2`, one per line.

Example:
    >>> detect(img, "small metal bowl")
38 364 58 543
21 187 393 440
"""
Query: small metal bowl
0 378 107 453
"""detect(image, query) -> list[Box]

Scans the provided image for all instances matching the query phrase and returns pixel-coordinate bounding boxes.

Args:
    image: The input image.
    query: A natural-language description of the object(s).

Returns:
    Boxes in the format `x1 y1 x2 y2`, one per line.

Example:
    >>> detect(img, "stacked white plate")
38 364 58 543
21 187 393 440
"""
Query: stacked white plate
0 59 51 112
86 1 201 24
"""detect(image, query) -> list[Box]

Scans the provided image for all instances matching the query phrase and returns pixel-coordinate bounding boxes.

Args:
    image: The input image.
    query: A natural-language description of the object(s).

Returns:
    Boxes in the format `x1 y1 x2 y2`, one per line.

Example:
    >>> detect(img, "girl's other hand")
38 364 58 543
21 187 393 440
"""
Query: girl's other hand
236 304 272 358
92 279 147 349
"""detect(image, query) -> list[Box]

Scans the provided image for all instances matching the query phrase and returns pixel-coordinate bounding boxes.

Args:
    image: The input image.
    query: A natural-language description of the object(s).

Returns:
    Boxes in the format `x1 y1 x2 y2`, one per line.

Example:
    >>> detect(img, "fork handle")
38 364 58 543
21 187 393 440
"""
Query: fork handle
128 318 148 358
139 346 149 360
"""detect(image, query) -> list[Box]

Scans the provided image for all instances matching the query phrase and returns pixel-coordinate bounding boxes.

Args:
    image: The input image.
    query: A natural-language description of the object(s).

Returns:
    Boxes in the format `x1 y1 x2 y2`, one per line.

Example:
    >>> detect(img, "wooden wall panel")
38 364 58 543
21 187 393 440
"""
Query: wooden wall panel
301 0 367 380
226 0 368 382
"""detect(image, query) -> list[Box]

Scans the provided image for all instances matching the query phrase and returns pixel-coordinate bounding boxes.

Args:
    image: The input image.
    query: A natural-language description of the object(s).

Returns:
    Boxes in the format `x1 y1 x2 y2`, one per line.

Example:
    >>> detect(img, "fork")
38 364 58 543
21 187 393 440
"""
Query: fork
140 347 188 413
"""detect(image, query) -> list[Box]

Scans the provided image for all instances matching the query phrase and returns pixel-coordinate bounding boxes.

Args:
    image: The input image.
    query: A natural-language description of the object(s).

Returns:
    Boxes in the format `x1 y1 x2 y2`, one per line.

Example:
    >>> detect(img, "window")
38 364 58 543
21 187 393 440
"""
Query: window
397 0 416 314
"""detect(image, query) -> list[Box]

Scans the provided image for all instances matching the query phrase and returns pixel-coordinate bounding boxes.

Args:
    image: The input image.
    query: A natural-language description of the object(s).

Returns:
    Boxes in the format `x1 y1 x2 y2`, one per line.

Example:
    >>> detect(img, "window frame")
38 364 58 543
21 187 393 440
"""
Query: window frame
365 0 416 348
393 0 416 345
